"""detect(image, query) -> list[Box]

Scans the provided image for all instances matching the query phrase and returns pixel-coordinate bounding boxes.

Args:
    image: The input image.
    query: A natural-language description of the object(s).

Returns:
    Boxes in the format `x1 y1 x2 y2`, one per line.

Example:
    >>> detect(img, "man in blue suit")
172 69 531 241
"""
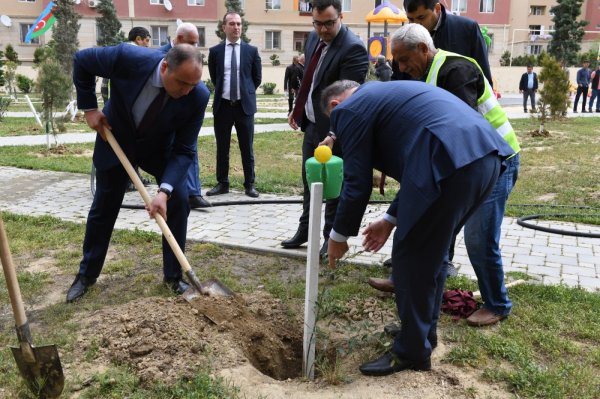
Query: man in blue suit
323 80 514 376
67 44 210 303
282 0 368 257
160 23 211 209
206 12 262 198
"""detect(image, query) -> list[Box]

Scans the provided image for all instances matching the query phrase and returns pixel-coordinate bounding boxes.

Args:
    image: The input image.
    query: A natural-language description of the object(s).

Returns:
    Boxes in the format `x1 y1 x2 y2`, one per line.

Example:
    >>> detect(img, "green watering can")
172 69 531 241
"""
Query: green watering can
305 146 343 199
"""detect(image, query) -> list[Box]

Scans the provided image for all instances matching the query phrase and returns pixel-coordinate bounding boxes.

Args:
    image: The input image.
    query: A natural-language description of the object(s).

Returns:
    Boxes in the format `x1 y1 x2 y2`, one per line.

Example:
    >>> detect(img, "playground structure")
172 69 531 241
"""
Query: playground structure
365 1 407 62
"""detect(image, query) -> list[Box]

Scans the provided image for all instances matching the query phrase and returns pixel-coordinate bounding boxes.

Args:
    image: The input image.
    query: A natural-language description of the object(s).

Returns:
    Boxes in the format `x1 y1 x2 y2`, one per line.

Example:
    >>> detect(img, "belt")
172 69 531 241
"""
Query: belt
225 99 240 106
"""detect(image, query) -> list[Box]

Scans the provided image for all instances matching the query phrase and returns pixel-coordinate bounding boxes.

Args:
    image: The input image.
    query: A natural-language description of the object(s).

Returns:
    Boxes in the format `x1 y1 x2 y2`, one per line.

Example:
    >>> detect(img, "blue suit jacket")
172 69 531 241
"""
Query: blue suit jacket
208 41 261 116
73 44 210 188
329 81 515 240
301 25 368 138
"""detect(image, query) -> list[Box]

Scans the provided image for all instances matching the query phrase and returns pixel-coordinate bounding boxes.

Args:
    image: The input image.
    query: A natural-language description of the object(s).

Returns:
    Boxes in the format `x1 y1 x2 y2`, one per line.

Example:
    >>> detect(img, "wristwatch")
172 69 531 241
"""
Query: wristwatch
157 187 172 200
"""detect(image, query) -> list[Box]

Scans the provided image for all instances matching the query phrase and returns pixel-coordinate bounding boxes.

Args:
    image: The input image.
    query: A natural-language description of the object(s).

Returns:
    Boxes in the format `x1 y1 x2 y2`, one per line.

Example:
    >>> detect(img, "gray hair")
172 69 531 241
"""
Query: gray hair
391 23 436 52
165 43 203 70
176 22 197 37
320 80 360 115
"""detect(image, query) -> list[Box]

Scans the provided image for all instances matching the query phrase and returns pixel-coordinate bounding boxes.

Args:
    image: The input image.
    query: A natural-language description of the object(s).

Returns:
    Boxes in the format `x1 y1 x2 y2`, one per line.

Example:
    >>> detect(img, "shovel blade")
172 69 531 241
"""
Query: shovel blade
11 345 64 399
184 270 234 298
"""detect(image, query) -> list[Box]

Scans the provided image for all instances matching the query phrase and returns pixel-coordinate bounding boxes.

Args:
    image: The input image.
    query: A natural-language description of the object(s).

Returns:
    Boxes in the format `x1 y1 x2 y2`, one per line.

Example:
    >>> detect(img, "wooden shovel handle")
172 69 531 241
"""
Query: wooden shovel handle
102 127 193 274
0 211 28 327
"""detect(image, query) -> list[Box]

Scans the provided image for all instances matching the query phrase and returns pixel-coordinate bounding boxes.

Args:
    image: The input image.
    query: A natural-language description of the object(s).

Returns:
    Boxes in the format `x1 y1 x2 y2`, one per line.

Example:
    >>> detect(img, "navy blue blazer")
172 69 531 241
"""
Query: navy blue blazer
208 41 262 116
301 25 368 138
329 81 515 240
73 44 210 188
519 72 538 91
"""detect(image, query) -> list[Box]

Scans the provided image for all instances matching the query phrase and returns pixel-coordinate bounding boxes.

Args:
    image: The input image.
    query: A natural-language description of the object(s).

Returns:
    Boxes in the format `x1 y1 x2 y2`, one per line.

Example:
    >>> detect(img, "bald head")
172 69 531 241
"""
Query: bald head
174 22 199 46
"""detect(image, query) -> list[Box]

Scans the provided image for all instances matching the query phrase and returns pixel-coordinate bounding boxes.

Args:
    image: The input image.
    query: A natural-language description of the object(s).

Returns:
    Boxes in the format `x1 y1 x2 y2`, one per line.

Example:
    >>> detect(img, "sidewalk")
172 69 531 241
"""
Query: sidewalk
0 166 598 291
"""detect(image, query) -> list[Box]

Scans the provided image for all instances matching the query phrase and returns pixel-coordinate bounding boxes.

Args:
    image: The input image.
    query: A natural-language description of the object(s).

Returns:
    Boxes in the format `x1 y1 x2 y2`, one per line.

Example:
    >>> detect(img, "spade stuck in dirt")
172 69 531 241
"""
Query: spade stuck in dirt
102 127 233 299
0 211 65 399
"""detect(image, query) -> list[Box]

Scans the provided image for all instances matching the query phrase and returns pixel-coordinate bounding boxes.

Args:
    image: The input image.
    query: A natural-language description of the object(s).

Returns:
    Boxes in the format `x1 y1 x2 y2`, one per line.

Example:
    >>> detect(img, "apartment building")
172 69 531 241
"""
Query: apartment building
0 0 598 68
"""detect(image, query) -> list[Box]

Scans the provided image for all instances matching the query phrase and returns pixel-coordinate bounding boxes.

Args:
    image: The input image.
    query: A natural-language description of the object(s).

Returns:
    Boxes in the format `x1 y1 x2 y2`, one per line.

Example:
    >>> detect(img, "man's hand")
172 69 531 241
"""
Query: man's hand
318 136 335 149
327 239 349 270
147 192 168 221
84 109 111 141
362 219 395 252
288 113 299 130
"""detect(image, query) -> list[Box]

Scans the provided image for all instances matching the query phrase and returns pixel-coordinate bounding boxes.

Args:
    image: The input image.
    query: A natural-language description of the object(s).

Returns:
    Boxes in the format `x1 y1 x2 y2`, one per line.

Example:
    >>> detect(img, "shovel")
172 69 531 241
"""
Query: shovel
102 127 233 299
0 211 65 399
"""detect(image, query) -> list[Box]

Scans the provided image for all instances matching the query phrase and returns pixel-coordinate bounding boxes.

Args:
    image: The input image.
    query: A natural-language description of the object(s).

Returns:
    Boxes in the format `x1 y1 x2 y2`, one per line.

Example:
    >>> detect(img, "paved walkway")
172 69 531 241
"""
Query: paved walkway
0 166 598 291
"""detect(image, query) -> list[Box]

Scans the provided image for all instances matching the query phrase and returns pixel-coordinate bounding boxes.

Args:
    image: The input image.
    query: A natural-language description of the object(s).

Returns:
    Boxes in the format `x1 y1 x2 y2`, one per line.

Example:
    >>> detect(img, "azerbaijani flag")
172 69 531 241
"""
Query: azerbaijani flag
25 1 56 43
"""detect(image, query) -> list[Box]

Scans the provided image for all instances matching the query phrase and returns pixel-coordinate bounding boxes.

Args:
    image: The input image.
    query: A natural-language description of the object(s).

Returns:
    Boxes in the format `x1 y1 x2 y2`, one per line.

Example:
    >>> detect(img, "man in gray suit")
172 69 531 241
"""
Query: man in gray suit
281 0 368 257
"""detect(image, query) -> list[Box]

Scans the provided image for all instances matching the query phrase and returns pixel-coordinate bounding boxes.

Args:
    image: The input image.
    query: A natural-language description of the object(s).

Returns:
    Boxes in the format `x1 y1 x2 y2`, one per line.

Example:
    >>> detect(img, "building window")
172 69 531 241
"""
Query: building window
528 45 542 55
20 23 39 44
342 0 351 12
479 0 494 13
151 26 169 46
18 0 36 2
197 26 205 47
299 0 312 13
530 6 545 15
529 25 541 35
266 0 281 10
188 0 204 5
150 0 164 4
451 0 467 13
265 31 281 50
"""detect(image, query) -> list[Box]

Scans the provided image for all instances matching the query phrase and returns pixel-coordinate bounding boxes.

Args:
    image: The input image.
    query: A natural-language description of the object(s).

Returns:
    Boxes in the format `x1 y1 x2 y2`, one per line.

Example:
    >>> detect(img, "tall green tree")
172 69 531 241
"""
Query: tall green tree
215 0 251 43
51 0 81 77
96 0 126 46
547 0 588 67
538 54 571 118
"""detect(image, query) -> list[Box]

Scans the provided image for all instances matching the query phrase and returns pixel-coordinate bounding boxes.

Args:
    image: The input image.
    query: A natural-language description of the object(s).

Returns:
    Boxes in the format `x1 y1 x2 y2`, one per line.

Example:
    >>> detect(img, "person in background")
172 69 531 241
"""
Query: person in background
374 55 392 82
160 23 211 209
68 44 210 303
281 0 369 258
573 60 591 113
588 63 600 113
322 79 514 376
206 12 262 198
519 64 538 113
284 55 304 114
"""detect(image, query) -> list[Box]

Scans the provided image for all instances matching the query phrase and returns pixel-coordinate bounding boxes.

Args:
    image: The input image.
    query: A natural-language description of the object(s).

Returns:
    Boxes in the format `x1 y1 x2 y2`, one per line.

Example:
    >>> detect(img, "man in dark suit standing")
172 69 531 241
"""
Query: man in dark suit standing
284 55 303 114
68 44 210 302
519 64 538 113
323 80 514 376
206 12 262 198
160 23 211 209
281 0 368 257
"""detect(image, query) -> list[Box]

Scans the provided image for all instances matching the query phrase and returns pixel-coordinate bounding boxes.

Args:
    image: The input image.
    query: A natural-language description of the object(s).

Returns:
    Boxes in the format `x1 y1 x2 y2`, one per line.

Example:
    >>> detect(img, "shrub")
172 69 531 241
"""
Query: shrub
16 74 34 93
0 96 11 121
269 54 280 66
204 79 214 94
261 82 277 95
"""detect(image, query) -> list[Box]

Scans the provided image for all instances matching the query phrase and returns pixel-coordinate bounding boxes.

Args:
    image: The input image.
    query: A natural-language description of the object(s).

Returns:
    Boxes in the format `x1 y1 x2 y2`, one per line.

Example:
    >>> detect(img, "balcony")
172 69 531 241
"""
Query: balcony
298 0 312 16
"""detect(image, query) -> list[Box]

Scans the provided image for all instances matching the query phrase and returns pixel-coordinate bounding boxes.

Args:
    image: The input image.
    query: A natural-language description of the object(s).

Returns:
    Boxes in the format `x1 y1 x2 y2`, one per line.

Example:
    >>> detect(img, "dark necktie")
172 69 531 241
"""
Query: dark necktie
137 88 166 136
230 43 238 101
290 41 326 124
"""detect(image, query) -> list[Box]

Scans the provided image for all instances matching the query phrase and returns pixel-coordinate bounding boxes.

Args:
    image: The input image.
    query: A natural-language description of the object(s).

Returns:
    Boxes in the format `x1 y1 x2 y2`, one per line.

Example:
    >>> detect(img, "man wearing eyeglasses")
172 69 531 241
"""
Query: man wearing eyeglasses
160 23 211 210
282 0 368 258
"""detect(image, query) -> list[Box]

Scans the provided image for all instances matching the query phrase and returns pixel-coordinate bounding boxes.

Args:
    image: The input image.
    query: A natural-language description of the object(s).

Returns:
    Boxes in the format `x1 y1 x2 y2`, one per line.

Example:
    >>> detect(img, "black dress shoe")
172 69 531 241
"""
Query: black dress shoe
206 183 229 196
66 274 97 303
281 228 309 248
359 352 431 376
383 257 392 267
189 195 212 208
245 186 259 198
163 278 190 295
319 239 328 259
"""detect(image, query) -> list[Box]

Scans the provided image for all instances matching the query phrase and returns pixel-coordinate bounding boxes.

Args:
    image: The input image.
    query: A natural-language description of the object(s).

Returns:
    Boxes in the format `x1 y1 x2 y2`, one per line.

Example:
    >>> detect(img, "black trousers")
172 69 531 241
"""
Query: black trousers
573 86 589 111
391 153 501 362
214 101 256 188
299 121 337 239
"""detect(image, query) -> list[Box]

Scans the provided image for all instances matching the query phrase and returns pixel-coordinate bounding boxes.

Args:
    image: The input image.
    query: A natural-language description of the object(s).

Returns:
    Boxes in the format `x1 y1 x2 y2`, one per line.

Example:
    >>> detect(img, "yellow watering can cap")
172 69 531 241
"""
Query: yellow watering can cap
314 145 332 163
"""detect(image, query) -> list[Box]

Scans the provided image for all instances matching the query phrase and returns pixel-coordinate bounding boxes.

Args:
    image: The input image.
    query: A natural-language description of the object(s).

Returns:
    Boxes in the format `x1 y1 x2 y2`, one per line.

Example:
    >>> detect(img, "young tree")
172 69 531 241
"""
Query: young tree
4 44 20 65
0 49 5 87
36 58 71 139
96 0 126 46
215 0 251 43
3 45 21 99
538 54 571 119
547 0 588 67
51 0 81 77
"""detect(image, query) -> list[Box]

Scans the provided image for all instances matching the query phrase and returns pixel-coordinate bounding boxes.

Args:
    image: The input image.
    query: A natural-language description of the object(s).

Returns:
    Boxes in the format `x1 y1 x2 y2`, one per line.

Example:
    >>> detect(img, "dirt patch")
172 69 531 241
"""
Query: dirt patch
75 291 303 385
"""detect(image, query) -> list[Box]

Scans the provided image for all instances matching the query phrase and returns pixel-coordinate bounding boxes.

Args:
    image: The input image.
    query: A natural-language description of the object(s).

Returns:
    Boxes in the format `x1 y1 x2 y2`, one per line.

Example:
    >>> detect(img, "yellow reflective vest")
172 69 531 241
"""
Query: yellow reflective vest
425 50 521 154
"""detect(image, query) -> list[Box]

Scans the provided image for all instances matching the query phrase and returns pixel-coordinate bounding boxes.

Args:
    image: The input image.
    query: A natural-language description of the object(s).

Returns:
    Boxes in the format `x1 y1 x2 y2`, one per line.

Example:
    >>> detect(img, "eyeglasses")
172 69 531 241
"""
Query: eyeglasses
312 17 339 29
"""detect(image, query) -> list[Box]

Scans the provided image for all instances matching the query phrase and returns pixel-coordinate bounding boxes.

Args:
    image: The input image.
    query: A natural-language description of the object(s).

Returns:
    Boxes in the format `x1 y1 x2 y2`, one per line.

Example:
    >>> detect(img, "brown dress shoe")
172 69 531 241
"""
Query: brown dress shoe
367 277 395 293
466 307 507 327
